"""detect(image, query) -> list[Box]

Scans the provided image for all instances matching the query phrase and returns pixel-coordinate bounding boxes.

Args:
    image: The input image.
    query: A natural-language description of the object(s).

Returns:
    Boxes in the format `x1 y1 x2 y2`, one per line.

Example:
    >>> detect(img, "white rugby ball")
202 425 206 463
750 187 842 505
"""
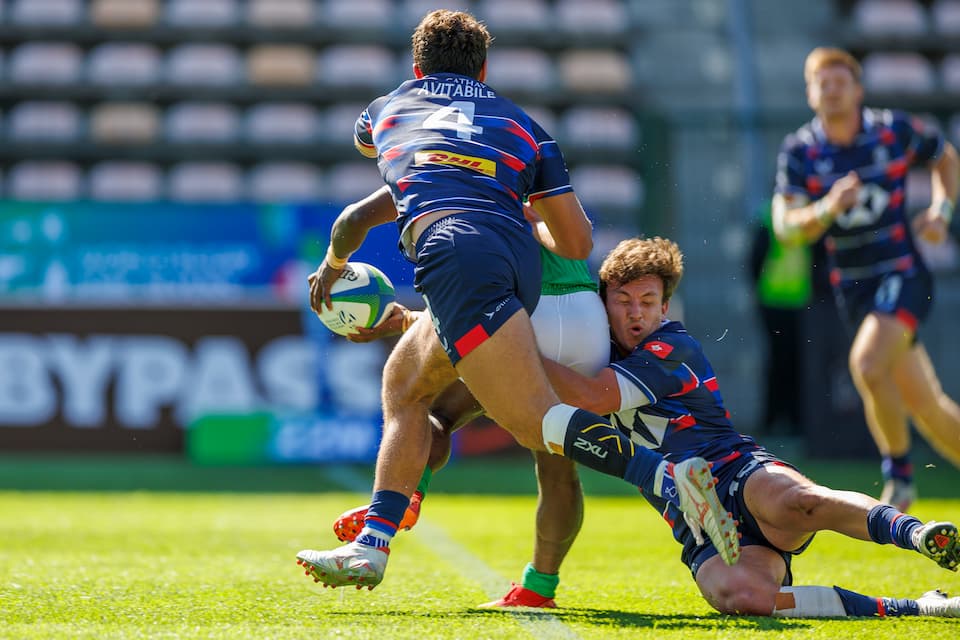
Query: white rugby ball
317 262 397 336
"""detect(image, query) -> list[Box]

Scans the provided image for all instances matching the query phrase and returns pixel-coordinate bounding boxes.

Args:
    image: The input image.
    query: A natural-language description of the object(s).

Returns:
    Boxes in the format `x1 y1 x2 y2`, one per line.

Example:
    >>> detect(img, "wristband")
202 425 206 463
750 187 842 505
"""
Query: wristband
938 200 954 226
814 199 834 227
324 245 349 270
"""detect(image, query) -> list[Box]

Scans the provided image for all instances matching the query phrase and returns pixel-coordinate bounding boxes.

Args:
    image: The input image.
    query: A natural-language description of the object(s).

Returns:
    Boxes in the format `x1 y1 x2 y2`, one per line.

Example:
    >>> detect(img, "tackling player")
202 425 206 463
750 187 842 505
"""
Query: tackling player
545 236 960 618
773 47 960 511
296 10 738 590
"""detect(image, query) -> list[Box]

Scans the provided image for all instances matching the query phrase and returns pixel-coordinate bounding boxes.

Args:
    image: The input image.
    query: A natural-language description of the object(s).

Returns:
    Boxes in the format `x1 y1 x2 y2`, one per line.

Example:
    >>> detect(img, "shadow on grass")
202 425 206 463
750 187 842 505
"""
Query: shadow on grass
472 606 812 631
316 606 815 632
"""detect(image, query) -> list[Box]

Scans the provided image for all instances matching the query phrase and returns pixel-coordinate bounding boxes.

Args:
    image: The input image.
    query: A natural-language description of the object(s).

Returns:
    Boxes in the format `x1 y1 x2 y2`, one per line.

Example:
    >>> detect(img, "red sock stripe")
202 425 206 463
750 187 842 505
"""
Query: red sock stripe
366 515 399 532
876 598 886 617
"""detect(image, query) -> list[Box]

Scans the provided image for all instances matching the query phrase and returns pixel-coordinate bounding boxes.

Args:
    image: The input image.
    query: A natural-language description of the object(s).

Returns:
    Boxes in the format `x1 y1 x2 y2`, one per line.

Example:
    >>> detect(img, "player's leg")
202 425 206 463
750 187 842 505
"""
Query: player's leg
892 343 960 468
332 377 481 543
297 319 458 588
696 547 786 615
847 312 915 507
743 462 959 571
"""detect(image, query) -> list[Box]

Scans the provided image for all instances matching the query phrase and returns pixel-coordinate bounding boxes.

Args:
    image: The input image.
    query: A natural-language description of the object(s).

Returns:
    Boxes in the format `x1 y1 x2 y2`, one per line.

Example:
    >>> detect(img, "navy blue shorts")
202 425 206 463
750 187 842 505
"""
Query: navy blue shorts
835 267 933 336
413 213 541 365
652 446 812 584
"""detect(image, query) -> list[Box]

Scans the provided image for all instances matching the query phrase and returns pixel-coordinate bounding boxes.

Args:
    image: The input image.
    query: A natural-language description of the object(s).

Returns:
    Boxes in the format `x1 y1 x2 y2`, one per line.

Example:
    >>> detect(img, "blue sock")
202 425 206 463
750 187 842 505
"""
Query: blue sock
625 455 681 507
833 586 919 617
355 489 408 549
882 454 913 483
867 504 922 549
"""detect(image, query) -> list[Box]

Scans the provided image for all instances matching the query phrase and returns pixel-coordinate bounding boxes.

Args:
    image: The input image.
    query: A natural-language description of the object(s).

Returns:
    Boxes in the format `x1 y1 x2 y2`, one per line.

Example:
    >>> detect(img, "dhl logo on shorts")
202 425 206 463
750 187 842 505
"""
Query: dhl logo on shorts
414 150 496 177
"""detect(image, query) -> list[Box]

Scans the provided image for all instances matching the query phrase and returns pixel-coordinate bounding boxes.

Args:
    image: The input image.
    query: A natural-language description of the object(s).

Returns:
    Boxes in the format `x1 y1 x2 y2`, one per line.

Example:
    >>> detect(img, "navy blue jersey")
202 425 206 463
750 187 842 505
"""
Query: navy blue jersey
607 319 754 462
354 72 574 254
775 108 943 286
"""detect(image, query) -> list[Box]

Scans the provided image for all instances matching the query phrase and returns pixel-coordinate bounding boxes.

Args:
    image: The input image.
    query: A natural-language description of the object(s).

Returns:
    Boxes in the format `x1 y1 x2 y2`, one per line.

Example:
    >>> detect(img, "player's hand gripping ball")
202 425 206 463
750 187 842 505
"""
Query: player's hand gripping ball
316 262 396 337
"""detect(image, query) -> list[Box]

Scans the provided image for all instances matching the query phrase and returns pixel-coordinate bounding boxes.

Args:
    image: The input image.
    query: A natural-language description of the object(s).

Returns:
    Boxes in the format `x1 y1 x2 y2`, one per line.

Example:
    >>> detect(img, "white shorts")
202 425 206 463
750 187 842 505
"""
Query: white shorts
531 290 609 376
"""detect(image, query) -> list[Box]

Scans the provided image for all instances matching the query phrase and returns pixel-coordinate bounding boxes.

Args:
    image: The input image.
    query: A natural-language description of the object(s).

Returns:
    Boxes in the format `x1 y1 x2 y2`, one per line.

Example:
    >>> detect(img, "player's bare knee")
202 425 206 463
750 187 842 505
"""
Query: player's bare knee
709 577 778 616
848 353 884 390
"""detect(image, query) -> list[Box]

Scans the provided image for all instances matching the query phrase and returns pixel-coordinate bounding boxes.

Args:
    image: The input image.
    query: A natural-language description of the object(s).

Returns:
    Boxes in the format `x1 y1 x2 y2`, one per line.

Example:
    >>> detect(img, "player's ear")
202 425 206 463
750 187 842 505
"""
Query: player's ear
413 63 424 79
478 60 487 83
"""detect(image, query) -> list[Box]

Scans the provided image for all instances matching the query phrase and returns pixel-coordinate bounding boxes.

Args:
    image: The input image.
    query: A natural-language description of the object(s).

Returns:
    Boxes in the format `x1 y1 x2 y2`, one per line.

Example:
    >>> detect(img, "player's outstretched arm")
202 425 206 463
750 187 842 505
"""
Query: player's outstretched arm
529 192 593 260
309 186 397 313
541 358 620 416
915 141 959 244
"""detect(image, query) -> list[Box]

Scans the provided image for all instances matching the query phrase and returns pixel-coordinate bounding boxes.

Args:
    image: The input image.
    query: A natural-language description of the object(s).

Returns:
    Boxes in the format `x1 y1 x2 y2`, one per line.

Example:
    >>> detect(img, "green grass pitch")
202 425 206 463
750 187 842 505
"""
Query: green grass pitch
0 454 958 638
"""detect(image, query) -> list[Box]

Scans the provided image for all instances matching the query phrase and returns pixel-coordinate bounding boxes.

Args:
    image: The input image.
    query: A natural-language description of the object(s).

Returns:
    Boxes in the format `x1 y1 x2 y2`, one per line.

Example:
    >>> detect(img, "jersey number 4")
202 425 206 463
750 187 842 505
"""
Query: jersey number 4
423 101 483 141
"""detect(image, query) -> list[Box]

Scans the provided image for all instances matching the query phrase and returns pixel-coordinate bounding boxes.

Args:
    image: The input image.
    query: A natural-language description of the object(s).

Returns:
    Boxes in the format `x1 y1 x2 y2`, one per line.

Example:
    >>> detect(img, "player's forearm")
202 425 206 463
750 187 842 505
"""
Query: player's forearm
772 194 835 245
542 359 618 415
327 187 396 264
531 193 593 260
931 142 959 222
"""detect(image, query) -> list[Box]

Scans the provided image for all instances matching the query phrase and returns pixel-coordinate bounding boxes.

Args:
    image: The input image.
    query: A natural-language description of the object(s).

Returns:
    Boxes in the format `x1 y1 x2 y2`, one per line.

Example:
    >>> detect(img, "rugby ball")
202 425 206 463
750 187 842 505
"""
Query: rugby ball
316 262 396 336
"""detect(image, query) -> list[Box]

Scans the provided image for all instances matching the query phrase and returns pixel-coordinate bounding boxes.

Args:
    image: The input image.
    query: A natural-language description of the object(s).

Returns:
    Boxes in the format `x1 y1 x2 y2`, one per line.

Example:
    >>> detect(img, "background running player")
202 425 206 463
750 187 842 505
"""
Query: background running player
773 47 960 512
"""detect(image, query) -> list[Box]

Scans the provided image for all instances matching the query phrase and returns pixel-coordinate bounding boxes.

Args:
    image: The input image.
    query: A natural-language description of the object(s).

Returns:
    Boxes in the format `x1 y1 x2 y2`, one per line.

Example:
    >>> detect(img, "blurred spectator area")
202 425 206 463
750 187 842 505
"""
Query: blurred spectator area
836 0 960 147
0 0 651 226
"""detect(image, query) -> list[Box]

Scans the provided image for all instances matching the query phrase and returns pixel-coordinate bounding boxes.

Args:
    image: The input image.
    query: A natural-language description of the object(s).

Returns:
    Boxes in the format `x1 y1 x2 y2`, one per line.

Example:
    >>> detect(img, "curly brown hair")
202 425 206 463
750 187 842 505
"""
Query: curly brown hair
599 237 684 302
411 10 492 79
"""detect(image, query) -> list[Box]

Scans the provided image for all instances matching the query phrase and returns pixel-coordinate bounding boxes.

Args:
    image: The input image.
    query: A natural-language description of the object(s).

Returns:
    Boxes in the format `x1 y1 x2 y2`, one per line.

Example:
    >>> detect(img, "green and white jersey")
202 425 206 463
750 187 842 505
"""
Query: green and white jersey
540 246 598 296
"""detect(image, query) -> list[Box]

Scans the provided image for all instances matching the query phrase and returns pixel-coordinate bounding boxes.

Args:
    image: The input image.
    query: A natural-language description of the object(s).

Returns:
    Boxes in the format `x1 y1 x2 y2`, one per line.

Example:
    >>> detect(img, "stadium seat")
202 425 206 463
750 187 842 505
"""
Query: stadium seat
862 52 937 93
88 161 162 201
475 0 551 34
560 106 638 150
8 42 83 85
166 44 243 86
322 102 370 145
167 162 243 202
90 0 160 28
932 0 960 35
247 162 323 202
164 0 239 27
555 0 628 36
569 164 643 208
247 45 314 86
320 0 393 30
247 0 314 27
317 45 396 89
87 43 161 86
940 54 960 92
559 50 632 93
398 0 472 28
851 0 927 36
7 101 81 142
245 102 320 143
485 48 554 92
7 160 81 201
90 102 159 144
518 104 558 138
325 162 385 202
9 0 82 26
165 102 240 143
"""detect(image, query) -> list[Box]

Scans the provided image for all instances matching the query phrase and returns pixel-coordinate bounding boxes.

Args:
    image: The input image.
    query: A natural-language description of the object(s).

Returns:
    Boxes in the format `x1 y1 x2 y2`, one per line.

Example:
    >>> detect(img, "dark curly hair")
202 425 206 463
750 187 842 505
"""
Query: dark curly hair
412 10 492 79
